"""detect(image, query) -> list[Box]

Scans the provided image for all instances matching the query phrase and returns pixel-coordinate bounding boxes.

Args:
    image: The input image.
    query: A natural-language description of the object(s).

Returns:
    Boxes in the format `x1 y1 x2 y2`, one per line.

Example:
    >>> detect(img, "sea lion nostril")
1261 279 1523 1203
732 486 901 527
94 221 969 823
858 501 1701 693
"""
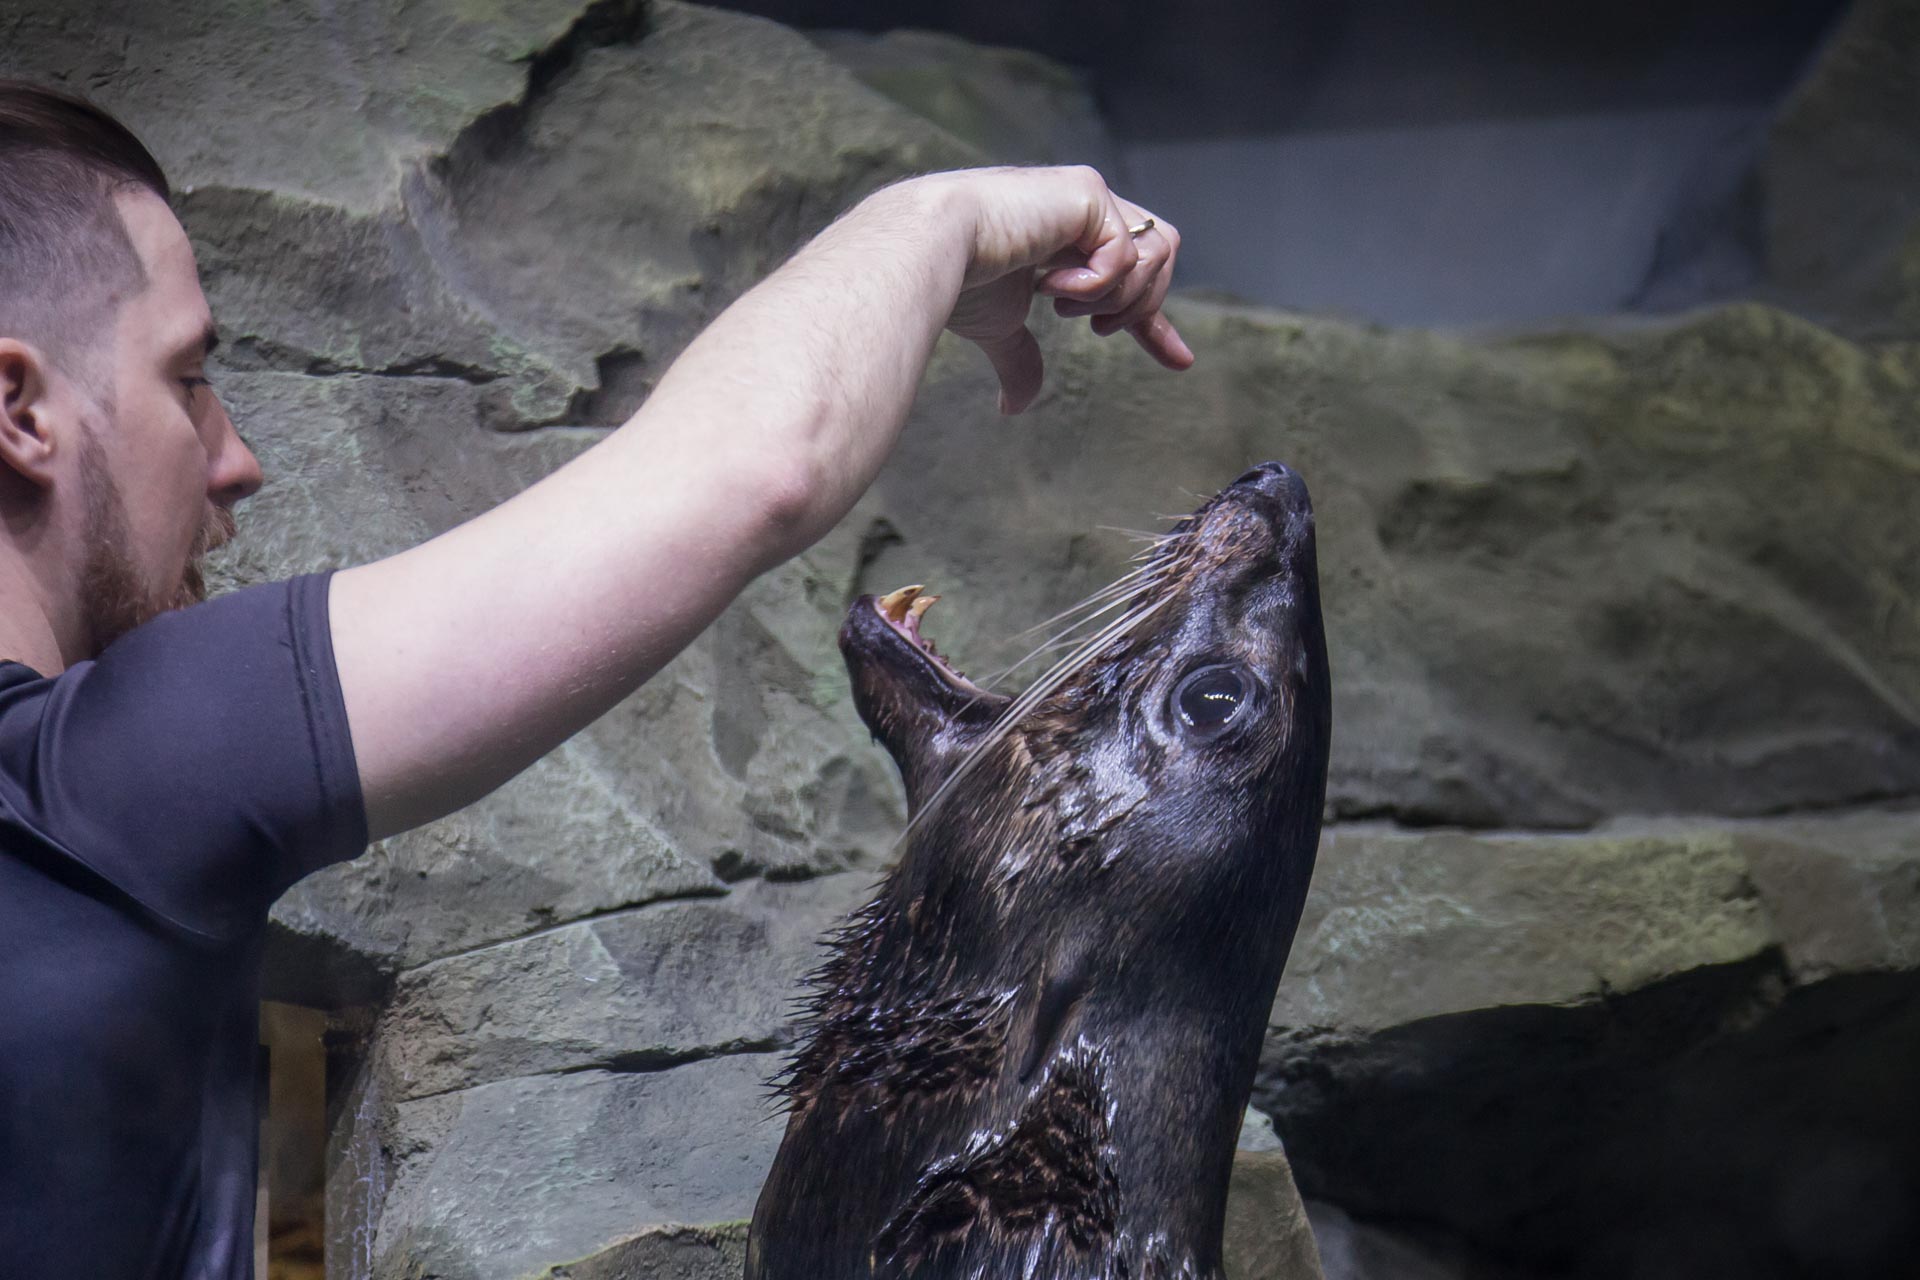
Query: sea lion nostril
1231 461 1310 513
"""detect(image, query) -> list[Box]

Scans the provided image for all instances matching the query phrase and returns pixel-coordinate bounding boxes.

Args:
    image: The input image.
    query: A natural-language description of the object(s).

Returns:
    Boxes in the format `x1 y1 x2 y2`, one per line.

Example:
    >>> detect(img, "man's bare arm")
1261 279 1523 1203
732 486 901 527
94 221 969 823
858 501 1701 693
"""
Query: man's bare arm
328 166 1190 840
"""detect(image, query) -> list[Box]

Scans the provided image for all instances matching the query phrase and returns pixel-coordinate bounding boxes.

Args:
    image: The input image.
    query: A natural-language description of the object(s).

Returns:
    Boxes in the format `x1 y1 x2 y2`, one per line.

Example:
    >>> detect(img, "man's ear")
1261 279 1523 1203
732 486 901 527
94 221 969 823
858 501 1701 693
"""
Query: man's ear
0 339 61 490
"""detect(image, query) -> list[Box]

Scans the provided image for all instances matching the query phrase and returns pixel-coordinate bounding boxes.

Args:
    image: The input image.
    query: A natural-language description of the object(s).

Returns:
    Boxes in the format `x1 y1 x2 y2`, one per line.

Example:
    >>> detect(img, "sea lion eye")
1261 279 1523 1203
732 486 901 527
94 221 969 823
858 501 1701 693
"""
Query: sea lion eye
1172 665 1252 739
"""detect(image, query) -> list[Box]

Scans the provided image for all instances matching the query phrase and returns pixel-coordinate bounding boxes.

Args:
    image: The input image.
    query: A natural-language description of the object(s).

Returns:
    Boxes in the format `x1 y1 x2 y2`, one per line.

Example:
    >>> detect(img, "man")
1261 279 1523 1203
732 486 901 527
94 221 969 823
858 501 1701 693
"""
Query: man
0 80 1189 1276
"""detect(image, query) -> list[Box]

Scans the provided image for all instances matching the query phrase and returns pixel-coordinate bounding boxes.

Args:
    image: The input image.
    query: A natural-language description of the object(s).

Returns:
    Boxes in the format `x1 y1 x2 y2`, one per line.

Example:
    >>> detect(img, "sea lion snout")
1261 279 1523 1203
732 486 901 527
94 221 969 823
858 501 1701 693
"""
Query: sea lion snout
1230 459 1306 507
1223 459 1316 559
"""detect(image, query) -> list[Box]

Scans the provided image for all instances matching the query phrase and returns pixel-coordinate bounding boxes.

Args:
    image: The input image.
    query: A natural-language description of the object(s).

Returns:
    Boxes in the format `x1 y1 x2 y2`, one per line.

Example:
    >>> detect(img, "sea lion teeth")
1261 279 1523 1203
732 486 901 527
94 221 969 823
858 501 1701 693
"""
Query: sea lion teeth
907 594 940 622
878 584 925 624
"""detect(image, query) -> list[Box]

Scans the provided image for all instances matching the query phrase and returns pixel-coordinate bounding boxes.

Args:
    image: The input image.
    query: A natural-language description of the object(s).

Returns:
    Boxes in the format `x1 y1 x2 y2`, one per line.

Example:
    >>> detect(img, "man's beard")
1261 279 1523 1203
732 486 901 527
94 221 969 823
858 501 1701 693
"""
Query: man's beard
76 428 236 655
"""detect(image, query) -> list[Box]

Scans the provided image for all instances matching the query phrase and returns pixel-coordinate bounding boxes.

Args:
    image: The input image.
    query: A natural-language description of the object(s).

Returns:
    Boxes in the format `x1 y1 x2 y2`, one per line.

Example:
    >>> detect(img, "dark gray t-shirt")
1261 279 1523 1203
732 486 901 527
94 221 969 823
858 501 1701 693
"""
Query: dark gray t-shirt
0 573 366 1280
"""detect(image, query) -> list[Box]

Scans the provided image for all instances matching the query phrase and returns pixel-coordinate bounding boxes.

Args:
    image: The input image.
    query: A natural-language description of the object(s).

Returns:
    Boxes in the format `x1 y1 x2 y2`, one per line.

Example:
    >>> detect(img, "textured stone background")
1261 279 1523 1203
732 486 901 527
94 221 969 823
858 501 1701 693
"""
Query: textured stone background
5 0 1918 1277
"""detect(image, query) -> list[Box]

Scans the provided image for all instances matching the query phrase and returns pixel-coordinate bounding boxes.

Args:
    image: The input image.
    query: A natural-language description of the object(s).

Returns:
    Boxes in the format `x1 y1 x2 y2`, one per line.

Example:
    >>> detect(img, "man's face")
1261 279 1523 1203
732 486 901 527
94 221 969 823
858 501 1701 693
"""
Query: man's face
73 190 260 651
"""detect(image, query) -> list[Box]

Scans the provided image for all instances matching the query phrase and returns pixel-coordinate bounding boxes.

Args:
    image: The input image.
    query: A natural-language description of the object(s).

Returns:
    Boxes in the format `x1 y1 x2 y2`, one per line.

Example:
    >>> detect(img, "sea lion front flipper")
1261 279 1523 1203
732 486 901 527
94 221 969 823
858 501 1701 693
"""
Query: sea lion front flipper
1018 944 1094 1084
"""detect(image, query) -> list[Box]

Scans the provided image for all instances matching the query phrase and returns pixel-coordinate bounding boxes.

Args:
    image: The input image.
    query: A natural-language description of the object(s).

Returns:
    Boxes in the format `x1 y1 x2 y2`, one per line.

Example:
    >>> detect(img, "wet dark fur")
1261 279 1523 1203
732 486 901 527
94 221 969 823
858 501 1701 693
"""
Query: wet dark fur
749 464 1331 1280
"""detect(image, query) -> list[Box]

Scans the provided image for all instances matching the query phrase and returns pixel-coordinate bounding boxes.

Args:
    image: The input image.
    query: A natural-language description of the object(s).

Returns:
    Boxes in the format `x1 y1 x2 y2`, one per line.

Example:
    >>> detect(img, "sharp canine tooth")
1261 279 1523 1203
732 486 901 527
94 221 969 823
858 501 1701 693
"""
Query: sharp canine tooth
907 594 940 622
878 584 923 622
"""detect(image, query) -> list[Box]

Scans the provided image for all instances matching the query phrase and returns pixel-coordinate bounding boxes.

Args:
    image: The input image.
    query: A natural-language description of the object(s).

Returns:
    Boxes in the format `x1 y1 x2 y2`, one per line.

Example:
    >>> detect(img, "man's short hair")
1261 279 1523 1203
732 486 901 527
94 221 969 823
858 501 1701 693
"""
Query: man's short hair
0 80 171 382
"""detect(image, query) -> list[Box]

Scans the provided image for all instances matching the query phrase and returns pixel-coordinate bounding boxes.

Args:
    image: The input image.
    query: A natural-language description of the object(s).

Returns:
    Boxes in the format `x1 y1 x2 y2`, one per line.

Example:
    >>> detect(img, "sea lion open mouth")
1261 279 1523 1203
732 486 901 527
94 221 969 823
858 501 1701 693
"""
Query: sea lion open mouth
751 461 1331 1280
869 584 991 700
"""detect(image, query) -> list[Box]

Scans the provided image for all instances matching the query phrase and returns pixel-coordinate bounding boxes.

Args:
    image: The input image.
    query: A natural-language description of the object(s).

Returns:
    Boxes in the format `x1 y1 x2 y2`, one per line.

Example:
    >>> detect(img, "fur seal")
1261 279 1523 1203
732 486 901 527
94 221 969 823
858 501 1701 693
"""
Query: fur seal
748 461 1331 1280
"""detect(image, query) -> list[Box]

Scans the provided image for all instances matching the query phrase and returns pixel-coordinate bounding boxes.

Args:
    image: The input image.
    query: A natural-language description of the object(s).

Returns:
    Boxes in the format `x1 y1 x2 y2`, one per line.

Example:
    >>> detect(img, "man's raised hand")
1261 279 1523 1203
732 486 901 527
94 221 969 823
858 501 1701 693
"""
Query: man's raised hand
921 166 1193 415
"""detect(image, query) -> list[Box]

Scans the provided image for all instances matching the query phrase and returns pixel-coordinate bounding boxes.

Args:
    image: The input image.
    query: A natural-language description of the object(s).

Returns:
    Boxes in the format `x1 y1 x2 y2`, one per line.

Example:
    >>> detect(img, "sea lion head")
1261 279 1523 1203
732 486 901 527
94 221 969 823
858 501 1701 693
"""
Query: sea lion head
754 462 1329 1279
841 459 1327 961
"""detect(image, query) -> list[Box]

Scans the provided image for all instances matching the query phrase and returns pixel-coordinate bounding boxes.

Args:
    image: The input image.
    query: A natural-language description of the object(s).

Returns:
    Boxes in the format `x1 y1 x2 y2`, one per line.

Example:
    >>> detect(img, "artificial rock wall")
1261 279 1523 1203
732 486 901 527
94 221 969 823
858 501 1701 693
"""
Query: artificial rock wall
4 1 1919 1277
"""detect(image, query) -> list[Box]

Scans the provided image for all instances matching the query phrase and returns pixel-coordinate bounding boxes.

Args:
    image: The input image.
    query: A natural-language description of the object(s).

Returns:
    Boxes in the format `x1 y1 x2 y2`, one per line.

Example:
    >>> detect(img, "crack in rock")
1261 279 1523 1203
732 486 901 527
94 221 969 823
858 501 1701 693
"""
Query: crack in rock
399 1038 787 1105
440 0 651 177
223 335 504 384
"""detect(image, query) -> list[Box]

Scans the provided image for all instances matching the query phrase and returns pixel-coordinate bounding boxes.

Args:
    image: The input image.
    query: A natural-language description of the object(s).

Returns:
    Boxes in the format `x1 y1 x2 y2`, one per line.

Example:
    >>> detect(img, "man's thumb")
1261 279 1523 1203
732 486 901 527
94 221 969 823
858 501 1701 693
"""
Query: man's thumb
979 326 1044 415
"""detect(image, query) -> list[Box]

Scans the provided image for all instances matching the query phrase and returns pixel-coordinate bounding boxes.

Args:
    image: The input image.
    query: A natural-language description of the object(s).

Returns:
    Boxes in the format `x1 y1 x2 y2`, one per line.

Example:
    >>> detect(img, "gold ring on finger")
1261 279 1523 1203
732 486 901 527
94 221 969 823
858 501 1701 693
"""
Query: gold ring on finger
1127 217 1155 236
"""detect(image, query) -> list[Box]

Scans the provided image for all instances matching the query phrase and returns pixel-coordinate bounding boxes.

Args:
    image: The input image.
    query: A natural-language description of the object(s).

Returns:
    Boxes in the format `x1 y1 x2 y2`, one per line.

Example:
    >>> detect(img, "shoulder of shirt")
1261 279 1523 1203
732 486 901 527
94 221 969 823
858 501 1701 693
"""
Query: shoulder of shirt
0 660 46 690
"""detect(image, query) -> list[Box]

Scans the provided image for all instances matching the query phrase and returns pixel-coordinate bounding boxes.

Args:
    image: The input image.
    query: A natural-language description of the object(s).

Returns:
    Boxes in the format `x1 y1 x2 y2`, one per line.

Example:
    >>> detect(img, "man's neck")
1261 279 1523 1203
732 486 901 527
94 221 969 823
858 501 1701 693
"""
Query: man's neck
0 555 75 674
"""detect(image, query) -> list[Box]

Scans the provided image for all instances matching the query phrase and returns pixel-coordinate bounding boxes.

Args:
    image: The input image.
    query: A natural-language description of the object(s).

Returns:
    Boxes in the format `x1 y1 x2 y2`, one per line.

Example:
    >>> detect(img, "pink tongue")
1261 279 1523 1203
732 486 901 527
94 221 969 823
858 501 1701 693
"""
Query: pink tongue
875 587 959 670
902 610 951 668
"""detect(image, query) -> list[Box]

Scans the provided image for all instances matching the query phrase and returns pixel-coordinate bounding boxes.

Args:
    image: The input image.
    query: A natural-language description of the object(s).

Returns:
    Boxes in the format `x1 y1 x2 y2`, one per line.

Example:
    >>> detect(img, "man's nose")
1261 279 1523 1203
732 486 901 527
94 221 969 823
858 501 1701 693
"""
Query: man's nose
206 396 263 505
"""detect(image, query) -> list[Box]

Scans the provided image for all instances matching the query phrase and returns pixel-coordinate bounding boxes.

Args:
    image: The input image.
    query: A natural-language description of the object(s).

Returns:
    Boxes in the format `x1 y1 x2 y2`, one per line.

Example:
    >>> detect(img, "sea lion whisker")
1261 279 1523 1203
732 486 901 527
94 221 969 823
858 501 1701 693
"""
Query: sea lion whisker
1006 564 1182 717
1108 526 1193 553
906 629 1128 844
1130 524 1195 563
995 588 1168 692
1012 522 1188 644
899 595 1171 847
1041 572 1157 619
1035 562 1160 608
995 591 1159 673
992 598 1168 747
1094 525 1177 545
987 584 1165 686
1007 565 1169 642
986 613 1156 687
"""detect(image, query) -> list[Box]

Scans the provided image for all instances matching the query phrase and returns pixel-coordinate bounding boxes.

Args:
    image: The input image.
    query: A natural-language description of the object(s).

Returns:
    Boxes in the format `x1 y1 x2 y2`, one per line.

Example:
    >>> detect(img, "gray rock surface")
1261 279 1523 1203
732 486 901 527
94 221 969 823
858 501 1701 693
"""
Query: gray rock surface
1764 0 1920 334
522 1225 751 1280
5 1 1919 1277
811 27 1123 175
373 1053 783 1279
1261 806 1920 1277
1227 1148 1326 1280
1271 807 1920 1036
377 875 864 1101
1239 1106 1286 1154
1 0 643 212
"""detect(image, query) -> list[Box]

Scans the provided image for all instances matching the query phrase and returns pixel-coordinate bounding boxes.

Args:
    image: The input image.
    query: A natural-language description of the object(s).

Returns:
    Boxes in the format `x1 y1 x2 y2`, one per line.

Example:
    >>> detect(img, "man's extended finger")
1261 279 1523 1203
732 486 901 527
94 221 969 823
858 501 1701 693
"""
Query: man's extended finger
1124 311 1195 370
1090 243 1174 335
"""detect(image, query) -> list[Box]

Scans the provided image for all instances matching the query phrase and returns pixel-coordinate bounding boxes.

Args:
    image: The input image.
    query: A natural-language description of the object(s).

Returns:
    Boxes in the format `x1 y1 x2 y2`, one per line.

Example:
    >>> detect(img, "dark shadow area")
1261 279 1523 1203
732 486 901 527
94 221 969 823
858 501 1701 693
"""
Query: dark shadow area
260 1002 330 1280
719 0 1850 324
258 928 392 1276
263 919 391 1011
1259 957 1920 1279
716 0 1844 136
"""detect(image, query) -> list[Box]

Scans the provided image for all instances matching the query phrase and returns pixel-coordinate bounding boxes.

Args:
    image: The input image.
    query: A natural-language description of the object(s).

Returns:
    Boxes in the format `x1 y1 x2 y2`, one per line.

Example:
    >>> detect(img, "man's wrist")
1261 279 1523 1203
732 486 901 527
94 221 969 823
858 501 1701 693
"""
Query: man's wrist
831 172 978 289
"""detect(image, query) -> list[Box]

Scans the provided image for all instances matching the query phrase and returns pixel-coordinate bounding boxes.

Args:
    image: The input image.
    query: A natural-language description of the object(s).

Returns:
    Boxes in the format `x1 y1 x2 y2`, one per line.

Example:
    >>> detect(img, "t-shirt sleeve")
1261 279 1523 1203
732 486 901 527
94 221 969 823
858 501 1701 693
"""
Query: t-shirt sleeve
0 573 367 941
